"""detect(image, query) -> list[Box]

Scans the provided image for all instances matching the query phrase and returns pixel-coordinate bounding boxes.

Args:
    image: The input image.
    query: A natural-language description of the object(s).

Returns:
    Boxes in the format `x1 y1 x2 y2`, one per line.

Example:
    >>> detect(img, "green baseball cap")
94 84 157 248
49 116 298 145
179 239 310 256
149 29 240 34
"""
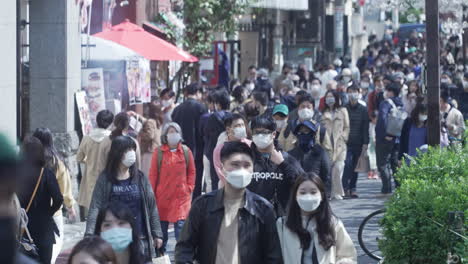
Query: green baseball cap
272 104 289 116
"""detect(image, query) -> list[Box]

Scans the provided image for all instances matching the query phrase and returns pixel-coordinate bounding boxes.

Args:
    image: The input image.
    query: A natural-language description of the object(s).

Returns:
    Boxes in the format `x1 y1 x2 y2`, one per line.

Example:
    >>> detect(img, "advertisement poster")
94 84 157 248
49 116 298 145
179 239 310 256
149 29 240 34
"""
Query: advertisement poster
81 68 106 128
75 91 93 135
126 57 151 105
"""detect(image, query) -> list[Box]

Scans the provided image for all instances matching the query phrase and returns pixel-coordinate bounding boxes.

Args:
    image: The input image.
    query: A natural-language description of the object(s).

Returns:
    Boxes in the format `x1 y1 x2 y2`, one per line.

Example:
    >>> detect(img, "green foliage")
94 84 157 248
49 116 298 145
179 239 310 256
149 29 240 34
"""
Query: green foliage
380 146 468 263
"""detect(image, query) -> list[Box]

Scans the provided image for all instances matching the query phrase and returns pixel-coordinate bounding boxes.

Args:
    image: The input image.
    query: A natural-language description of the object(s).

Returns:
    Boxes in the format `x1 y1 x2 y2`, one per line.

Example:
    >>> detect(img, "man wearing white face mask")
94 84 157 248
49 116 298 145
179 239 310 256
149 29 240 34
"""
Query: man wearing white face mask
248 116 303 217
213 114 252 187
272 104 293 151
175 142 283 264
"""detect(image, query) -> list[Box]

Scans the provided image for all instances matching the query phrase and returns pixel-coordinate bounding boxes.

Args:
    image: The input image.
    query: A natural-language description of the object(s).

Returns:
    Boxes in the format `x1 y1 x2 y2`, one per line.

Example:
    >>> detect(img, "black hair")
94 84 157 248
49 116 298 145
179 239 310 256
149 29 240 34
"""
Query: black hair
68 236 117 264
248 65 257 71
96 110 114 129
224 113 246 129
95 203 144 264
160 88 175 98
282 63 293 71
440 90 451 104
310 78 322 84
220 141 254 163
252 91 268 106
385 82 401 97
21 136 45 168
229 79 240 91
297 94 315 108
110 112 130 140
250 116 277 132
232 85 247 104
32 127 63 172
410 102 428 125
244 101 260 121
324 90 342 110
286 173 336 250
212 89 231 110
104 136 137 183
184 83 201 96
346 84 360 93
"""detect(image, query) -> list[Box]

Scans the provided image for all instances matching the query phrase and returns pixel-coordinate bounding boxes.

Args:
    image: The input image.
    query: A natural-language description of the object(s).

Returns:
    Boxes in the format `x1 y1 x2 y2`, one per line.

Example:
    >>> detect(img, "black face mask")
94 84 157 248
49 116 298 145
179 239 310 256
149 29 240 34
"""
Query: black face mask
0 216 17 263
297 133 316 152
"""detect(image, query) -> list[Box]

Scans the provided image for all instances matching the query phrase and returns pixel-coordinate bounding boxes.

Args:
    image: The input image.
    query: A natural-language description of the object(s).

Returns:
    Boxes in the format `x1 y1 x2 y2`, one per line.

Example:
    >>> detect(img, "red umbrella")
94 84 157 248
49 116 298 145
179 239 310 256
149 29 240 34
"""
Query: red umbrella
93 19 198 62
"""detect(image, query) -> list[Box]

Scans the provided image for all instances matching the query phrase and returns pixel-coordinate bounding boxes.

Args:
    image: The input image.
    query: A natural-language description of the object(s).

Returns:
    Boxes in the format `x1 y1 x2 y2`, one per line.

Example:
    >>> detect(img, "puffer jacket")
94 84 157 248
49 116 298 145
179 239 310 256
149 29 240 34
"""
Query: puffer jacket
288 144 331 186
174 189 283 264
346 102 369 147
85 171 163 258
248 144 303 216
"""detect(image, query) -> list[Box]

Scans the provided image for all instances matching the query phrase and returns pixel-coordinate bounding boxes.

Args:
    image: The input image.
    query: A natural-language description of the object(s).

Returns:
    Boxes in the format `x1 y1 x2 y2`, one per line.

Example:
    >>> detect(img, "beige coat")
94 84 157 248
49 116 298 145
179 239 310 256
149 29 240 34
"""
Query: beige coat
444 106 466 140
321 108 350 162
277 216 357 264
54 158 75 216
76 128 111 208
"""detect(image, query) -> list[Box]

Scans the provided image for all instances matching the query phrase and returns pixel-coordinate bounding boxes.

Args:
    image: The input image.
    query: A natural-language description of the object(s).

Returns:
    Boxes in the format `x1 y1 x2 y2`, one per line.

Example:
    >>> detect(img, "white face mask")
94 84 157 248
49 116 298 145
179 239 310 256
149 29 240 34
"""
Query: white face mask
296 193 322 212
275 119 287 130
167 132 181 146
252 133 273 149
361 82 370 89
161 99 172 108
122 150 136 168
419 114 428 122
246 83 255 92
383 91 390 99
225 169 253 189
298 108 314 121
348 93 360 102
342 76 351 84
309 84 321 98
232 126 247 140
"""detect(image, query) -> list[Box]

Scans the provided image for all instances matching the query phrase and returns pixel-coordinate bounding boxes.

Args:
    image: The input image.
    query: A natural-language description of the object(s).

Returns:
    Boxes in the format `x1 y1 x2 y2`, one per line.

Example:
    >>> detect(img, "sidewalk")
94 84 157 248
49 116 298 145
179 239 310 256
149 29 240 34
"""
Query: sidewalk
57 174 388 263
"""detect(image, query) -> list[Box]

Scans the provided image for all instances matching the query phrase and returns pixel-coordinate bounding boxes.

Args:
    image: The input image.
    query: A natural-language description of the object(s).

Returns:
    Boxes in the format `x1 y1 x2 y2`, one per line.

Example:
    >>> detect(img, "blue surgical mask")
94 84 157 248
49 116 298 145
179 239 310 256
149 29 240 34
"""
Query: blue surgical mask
101 227 133 252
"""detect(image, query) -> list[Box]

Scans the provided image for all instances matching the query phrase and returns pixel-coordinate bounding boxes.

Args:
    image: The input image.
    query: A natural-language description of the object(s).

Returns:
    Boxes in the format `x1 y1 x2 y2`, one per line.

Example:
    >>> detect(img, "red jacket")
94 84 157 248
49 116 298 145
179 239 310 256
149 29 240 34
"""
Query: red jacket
149 143 195 222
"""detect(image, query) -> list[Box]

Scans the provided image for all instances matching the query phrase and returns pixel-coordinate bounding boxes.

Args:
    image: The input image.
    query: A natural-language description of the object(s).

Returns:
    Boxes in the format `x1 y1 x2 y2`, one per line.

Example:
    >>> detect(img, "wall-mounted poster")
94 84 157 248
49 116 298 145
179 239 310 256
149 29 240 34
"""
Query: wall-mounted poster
126 57 151 105
81 68 106 127
76 91 94 135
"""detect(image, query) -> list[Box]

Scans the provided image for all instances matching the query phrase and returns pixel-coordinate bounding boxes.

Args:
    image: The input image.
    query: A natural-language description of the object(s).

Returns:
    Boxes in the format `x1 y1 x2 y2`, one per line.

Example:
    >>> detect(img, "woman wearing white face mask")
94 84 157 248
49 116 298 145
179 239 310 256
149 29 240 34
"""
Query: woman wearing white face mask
148 122 195 254
399 103 428 165
86 136 164 261
277 173 357 264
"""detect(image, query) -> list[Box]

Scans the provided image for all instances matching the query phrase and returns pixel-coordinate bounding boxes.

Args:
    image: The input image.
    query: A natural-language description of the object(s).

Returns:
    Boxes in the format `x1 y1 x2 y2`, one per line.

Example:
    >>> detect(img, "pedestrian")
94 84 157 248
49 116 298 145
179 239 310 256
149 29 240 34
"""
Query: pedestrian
77 110 114 213
249 116 303 216
288 121 331 187
67 236 117 264
213 113 251 187
97 112 142 176
158 88 176 125
274 63 293 96
230 85 249 112
85 136 163 260
367 75 384 118
399 103 428 164
375 82 404 195
94 203 146 264
252 91 272 117
321 90 350 200
343 85 369 199
138 119 161 177
367 112 379 179
32 127 76 262
276 173 357 264
272 104 293 151
255 68 274 100
402 80 421 115
18 136 63 264
440 91 465 144
148 122 195 253
172 83 207 198
175 141 283 263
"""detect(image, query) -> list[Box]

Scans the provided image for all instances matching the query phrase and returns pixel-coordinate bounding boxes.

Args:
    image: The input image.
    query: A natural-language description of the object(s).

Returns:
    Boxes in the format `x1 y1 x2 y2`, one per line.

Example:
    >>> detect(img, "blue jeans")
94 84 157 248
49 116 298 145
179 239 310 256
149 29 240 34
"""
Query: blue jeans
160 220 185 252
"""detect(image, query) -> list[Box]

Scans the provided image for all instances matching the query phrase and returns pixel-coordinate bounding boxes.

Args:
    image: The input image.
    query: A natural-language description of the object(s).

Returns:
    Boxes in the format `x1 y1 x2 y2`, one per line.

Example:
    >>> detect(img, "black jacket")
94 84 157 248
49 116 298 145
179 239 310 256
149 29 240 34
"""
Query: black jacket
172 98 207 157
175 189 283 264
248 144 303 216
288 144 331 185
346 102 370 146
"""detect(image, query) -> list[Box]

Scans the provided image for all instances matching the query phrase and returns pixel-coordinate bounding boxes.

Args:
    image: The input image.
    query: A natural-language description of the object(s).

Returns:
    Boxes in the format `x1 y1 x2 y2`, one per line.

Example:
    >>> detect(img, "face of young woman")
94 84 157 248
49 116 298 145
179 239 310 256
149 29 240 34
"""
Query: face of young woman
296 180 320 197
100 211 132 232
70 252 100 264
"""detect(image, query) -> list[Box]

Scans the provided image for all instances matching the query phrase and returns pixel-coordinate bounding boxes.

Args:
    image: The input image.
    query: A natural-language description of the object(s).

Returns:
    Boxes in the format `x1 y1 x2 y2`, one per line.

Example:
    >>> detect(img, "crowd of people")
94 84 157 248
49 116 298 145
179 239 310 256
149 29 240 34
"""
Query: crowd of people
1 30 467 264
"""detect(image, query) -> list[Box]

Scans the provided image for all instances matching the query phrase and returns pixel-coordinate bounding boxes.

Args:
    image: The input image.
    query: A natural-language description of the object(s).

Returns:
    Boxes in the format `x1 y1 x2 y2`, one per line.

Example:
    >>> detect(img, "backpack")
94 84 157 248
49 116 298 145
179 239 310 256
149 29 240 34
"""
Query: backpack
156 145 190 186
385 99 408 137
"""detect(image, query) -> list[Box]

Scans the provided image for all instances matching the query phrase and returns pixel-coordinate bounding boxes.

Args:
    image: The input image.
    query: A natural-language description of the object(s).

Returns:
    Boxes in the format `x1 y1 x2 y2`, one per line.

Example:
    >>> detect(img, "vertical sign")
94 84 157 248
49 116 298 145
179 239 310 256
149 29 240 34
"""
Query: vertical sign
335 6 344 55
81 68 106 128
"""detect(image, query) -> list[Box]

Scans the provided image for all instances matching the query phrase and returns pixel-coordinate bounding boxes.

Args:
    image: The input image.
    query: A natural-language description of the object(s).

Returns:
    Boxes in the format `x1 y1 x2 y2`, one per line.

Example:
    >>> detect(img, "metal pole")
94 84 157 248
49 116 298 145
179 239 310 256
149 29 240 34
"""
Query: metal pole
425 0 441 146
463 5 467 71
85 1 93 68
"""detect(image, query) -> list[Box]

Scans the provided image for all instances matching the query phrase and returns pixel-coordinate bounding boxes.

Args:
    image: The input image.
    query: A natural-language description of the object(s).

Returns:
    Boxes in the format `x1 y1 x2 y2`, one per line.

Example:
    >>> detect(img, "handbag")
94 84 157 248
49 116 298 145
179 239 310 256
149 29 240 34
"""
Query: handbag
18 168 44 260
354 151 370 173
153 249 171 264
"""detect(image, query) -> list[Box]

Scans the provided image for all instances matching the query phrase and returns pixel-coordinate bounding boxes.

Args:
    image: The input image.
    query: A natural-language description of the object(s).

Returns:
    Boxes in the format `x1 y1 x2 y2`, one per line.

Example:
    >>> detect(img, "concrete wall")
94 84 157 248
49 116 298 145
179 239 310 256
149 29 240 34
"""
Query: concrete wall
0 0 17 143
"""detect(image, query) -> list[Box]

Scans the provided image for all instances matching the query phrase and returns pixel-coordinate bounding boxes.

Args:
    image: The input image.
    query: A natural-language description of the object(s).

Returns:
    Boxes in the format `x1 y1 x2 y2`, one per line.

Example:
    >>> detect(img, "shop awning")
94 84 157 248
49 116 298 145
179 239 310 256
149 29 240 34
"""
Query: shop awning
81 34 140 61
93 19 198 62
251 0 308 10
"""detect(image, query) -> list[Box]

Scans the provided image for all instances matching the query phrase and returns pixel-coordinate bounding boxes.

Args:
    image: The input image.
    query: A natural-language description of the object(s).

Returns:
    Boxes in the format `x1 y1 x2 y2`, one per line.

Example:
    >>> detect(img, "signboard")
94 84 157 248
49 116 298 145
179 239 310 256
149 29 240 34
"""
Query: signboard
75 91 93 135
126 57 152 105
335 6 344 55
81 68 106 128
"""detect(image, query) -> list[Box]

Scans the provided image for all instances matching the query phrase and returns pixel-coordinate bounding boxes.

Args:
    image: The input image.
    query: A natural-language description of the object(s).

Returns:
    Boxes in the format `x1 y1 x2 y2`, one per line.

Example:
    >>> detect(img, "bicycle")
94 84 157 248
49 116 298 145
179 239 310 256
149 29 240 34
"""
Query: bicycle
358 208 385 261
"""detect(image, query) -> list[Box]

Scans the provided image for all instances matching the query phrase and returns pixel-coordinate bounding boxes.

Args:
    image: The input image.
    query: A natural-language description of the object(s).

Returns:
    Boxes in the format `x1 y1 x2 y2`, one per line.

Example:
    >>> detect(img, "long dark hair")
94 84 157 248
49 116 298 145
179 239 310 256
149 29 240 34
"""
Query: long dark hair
324 90 342 111
110 112 130 140
32 127 63 172
285 173 336 250
410 102 428 126
68 236 117 264
94 203 144 264
104 136 137 184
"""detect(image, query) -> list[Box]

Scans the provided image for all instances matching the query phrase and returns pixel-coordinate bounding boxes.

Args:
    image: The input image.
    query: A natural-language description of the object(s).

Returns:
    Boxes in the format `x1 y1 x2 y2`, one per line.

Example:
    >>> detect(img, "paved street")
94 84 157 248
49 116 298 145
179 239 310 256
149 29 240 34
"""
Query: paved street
57 174 388 263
